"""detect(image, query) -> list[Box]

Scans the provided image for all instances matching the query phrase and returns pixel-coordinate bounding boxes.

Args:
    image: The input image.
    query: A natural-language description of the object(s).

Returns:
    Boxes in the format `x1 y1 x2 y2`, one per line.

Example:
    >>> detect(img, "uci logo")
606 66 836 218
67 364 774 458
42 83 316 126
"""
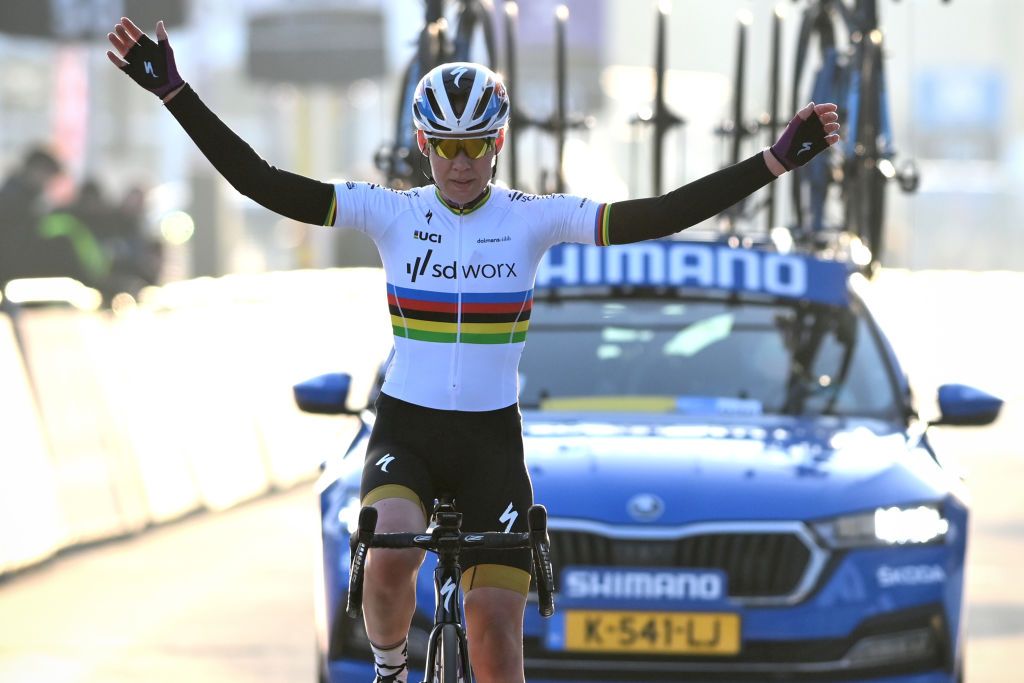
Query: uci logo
414 230 442 244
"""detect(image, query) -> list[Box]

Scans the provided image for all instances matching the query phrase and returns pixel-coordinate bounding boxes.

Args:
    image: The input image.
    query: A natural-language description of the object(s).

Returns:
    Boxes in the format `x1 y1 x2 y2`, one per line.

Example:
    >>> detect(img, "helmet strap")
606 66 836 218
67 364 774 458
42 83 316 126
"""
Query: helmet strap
419 148 434 184
490 128 504 180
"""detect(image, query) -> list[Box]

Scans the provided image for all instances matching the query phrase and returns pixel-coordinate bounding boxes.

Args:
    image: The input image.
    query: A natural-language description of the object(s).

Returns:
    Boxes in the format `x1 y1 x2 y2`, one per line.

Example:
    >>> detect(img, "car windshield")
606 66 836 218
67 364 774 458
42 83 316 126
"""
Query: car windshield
518 296 901 419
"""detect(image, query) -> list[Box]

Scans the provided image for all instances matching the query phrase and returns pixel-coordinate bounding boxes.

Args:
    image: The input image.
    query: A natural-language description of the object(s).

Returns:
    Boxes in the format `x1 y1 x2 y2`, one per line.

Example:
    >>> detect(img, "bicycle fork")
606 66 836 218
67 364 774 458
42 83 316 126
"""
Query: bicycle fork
423 548 471 682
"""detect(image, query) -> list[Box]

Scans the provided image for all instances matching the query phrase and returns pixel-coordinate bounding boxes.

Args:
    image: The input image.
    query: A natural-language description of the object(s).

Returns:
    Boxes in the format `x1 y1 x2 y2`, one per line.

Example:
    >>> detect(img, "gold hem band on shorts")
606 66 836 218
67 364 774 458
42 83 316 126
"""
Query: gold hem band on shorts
361 485 427 519
461 563 532 596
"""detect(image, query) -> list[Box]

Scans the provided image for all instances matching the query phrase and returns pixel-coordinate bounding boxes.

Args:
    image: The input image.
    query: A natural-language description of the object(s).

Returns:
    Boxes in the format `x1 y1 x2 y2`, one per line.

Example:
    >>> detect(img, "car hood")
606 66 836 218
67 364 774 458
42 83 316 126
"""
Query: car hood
522 412 954 523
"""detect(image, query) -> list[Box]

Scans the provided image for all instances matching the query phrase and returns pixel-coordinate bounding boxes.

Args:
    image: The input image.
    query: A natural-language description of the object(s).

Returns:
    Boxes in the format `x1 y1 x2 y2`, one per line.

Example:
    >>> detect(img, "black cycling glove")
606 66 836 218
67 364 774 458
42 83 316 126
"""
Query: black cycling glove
120 34 184 99
769 106 830 171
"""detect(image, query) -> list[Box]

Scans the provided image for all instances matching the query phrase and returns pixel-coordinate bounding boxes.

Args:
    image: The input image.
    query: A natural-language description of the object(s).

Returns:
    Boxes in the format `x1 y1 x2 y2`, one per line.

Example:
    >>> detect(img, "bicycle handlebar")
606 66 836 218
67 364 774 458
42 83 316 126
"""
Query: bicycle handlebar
346 504 556 618
345 506 377 617
529 504 556 617
367 530 533 550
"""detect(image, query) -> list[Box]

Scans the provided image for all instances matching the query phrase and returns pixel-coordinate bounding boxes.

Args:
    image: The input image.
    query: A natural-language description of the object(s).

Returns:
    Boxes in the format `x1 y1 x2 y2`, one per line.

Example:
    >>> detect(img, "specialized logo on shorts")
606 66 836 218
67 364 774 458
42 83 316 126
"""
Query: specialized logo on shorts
376 454 395 472
499 502 518 533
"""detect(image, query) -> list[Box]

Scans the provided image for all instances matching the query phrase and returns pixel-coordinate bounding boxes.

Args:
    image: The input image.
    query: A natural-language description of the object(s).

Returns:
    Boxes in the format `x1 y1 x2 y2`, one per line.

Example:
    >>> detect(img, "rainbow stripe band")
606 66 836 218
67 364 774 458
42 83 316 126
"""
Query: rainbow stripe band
324 192 338 226
594 202 612 247
388 283 533 344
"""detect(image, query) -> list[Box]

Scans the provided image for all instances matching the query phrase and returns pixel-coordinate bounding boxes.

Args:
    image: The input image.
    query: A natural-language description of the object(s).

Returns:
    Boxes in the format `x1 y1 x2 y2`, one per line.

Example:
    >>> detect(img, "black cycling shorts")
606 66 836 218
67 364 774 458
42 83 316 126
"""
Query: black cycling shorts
360 392 534 595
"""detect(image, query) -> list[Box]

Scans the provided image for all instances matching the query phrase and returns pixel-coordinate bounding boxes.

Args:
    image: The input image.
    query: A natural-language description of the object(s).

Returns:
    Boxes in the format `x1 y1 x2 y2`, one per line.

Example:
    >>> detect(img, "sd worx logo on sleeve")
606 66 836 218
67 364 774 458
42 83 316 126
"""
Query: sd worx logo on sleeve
406 249 519 283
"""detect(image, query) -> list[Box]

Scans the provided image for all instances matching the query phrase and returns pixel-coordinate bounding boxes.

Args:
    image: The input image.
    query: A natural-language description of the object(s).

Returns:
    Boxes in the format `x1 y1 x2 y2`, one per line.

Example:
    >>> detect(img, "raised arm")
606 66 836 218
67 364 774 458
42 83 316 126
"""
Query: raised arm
599 103 840 245
106 18 337 226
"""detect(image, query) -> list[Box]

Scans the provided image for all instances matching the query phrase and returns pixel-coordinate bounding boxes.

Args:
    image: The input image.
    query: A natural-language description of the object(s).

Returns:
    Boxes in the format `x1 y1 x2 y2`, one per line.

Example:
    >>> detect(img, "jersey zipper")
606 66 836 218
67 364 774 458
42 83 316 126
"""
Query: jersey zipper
450 207 464 401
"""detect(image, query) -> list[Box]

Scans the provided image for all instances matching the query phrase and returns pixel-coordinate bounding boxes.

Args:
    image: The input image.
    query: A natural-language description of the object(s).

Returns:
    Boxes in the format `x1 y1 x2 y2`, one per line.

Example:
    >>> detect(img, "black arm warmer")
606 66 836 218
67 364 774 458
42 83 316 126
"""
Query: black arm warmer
605 152 776 245
164 85 337 226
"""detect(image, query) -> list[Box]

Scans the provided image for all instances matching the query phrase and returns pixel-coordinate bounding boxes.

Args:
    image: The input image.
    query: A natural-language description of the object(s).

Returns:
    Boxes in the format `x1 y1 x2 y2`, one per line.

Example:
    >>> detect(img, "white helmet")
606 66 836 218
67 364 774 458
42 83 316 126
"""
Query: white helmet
412 62 510 139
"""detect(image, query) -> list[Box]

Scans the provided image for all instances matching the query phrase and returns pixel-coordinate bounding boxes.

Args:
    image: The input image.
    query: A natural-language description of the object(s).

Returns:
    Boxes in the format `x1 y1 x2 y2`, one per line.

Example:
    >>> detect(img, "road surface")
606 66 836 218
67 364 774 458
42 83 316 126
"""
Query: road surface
1 270 1022 682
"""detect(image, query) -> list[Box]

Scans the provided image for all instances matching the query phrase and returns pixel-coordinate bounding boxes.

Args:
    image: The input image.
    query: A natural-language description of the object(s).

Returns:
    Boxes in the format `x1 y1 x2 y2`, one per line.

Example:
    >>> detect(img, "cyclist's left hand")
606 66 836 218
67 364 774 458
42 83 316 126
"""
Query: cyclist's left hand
766 102 840 176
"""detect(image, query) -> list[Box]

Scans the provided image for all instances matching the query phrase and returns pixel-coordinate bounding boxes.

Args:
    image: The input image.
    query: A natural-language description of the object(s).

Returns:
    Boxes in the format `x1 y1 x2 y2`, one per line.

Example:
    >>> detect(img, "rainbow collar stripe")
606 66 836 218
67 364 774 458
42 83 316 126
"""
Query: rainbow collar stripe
387 284 533 344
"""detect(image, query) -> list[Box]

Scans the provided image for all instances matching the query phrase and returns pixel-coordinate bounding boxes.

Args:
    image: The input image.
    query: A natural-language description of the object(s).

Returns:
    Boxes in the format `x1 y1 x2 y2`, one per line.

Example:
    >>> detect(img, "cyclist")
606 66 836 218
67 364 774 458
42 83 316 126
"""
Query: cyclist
108 17 839 683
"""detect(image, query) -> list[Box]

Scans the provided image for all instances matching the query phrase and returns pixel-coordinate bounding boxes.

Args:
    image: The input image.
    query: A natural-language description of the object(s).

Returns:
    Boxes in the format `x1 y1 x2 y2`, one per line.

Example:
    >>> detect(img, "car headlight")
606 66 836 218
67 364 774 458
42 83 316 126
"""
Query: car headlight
813 505 949 548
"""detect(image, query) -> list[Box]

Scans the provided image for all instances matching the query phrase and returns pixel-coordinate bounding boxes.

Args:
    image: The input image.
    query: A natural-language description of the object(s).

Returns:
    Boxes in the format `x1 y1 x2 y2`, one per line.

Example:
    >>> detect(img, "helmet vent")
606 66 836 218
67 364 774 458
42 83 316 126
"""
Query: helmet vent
449 90 469 118
471 85 494 121
425 88 444 119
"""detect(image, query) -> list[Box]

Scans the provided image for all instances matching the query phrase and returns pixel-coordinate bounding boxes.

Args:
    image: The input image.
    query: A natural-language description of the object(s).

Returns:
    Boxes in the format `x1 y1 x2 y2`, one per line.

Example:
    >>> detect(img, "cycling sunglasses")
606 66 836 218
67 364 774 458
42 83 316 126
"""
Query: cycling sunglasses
426 136 497 160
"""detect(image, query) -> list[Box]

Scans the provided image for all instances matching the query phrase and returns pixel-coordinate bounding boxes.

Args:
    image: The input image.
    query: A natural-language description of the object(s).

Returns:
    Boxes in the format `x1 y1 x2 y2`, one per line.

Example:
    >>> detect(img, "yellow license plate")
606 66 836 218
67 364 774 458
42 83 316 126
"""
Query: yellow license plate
564 610 741 655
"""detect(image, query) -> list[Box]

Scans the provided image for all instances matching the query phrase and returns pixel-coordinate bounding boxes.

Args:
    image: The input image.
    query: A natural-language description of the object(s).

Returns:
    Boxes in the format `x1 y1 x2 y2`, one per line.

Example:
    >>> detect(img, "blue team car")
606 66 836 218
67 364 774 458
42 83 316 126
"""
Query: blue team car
295 240 1001 683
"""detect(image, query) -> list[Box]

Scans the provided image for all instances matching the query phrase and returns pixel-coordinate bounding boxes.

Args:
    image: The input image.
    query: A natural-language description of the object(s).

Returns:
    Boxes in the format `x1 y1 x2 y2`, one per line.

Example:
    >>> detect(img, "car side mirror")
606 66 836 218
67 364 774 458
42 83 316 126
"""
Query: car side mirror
293 372 360 415
930 383 1003 427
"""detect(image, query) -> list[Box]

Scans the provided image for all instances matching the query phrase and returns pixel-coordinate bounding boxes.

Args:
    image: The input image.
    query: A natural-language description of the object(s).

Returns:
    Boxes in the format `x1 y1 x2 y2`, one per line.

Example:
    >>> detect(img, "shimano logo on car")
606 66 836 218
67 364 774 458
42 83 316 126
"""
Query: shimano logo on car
536 242 848 306
563 568 725 602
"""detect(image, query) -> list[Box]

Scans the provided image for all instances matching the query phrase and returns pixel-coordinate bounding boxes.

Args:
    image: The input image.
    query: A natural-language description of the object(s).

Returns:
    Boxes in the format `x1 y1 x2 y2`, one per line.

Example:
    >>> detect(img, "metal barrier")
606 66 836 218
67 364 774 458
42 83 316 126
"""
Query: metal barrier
0 268 388 578
0 312 65 574
15 308 150 545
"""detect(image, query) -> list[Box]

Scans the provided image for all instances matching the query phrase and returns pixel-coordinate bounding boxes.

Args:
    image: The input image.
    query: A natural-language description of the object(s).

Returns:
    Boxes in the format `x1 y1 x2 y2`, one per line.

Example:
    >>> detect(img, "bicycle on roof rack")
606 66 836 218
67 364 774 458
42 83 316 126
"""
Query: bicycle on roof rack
375 0 499 189
789 0 945 271
501 3 592 194
347 497 555 683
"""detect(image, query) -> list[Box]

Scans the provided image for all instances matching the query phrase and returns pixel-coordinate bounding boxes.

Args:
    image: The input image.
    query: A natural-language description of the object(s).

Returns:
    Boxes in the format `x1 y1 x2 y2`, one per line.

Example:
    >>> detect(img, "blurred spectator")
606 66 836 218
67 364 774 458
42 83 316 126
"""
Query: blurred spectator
102 183 164 297
41 178 114 288
0 146 63 291
117 185 165 288
115 185 147 240
0 148 164 307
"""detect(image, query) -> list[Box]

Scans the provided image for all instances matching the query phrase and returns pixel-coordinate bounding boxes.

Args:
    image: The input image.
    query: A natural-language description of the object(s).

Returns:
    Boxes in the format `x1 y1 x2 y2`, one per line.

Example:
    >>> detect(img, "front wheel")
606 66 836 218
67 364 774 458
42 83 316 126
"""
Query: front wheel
433 624 464 683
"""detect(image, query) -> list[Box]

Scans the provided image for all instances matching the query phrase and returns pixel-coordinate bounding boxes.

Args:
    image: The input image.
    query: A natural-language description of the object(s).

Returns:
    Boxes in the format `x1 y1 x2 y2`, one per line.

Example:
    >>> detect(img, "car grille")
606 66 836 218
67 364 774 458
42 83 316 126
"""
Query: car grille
549 529 812 598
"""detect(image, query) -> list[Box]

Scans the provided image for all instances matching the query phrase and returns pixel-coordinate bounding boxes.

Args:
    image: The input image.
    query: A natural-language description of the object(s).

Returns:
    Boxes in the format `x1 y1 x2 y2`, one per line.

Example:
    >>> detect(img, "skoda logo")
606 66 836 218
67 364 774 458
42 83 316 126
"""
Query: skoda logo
627 494 665 522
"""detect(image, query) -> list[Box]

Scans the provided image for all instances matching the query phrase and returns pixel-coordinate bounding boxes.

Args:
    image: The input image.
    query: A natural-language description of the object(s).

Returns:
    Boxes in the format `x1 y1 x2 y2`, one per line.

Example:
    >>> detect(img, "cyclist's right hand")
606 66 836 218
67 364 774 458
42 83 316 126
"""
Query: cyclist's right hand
106 18 185 101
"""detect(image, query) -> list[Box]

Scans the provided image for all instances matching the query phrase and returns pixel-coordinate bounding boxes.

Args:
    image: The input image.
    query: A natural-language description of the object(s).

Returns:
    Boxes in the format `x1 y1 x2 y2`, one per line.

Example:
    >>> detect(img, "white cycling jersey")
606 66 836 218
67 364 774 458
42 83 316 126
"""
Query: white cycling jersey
334 181 608 411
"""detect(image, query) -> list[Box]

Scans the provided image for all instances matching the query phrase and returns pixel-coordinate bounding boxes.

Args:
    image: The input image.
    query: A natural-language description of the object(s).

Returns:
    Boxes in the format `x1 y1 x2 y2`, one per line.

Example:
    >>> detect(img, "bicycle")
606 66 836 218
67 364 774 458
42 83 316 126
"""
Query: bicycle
502 3 592 194
346 498 556 683
790 0 933 270
375 0 499 189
